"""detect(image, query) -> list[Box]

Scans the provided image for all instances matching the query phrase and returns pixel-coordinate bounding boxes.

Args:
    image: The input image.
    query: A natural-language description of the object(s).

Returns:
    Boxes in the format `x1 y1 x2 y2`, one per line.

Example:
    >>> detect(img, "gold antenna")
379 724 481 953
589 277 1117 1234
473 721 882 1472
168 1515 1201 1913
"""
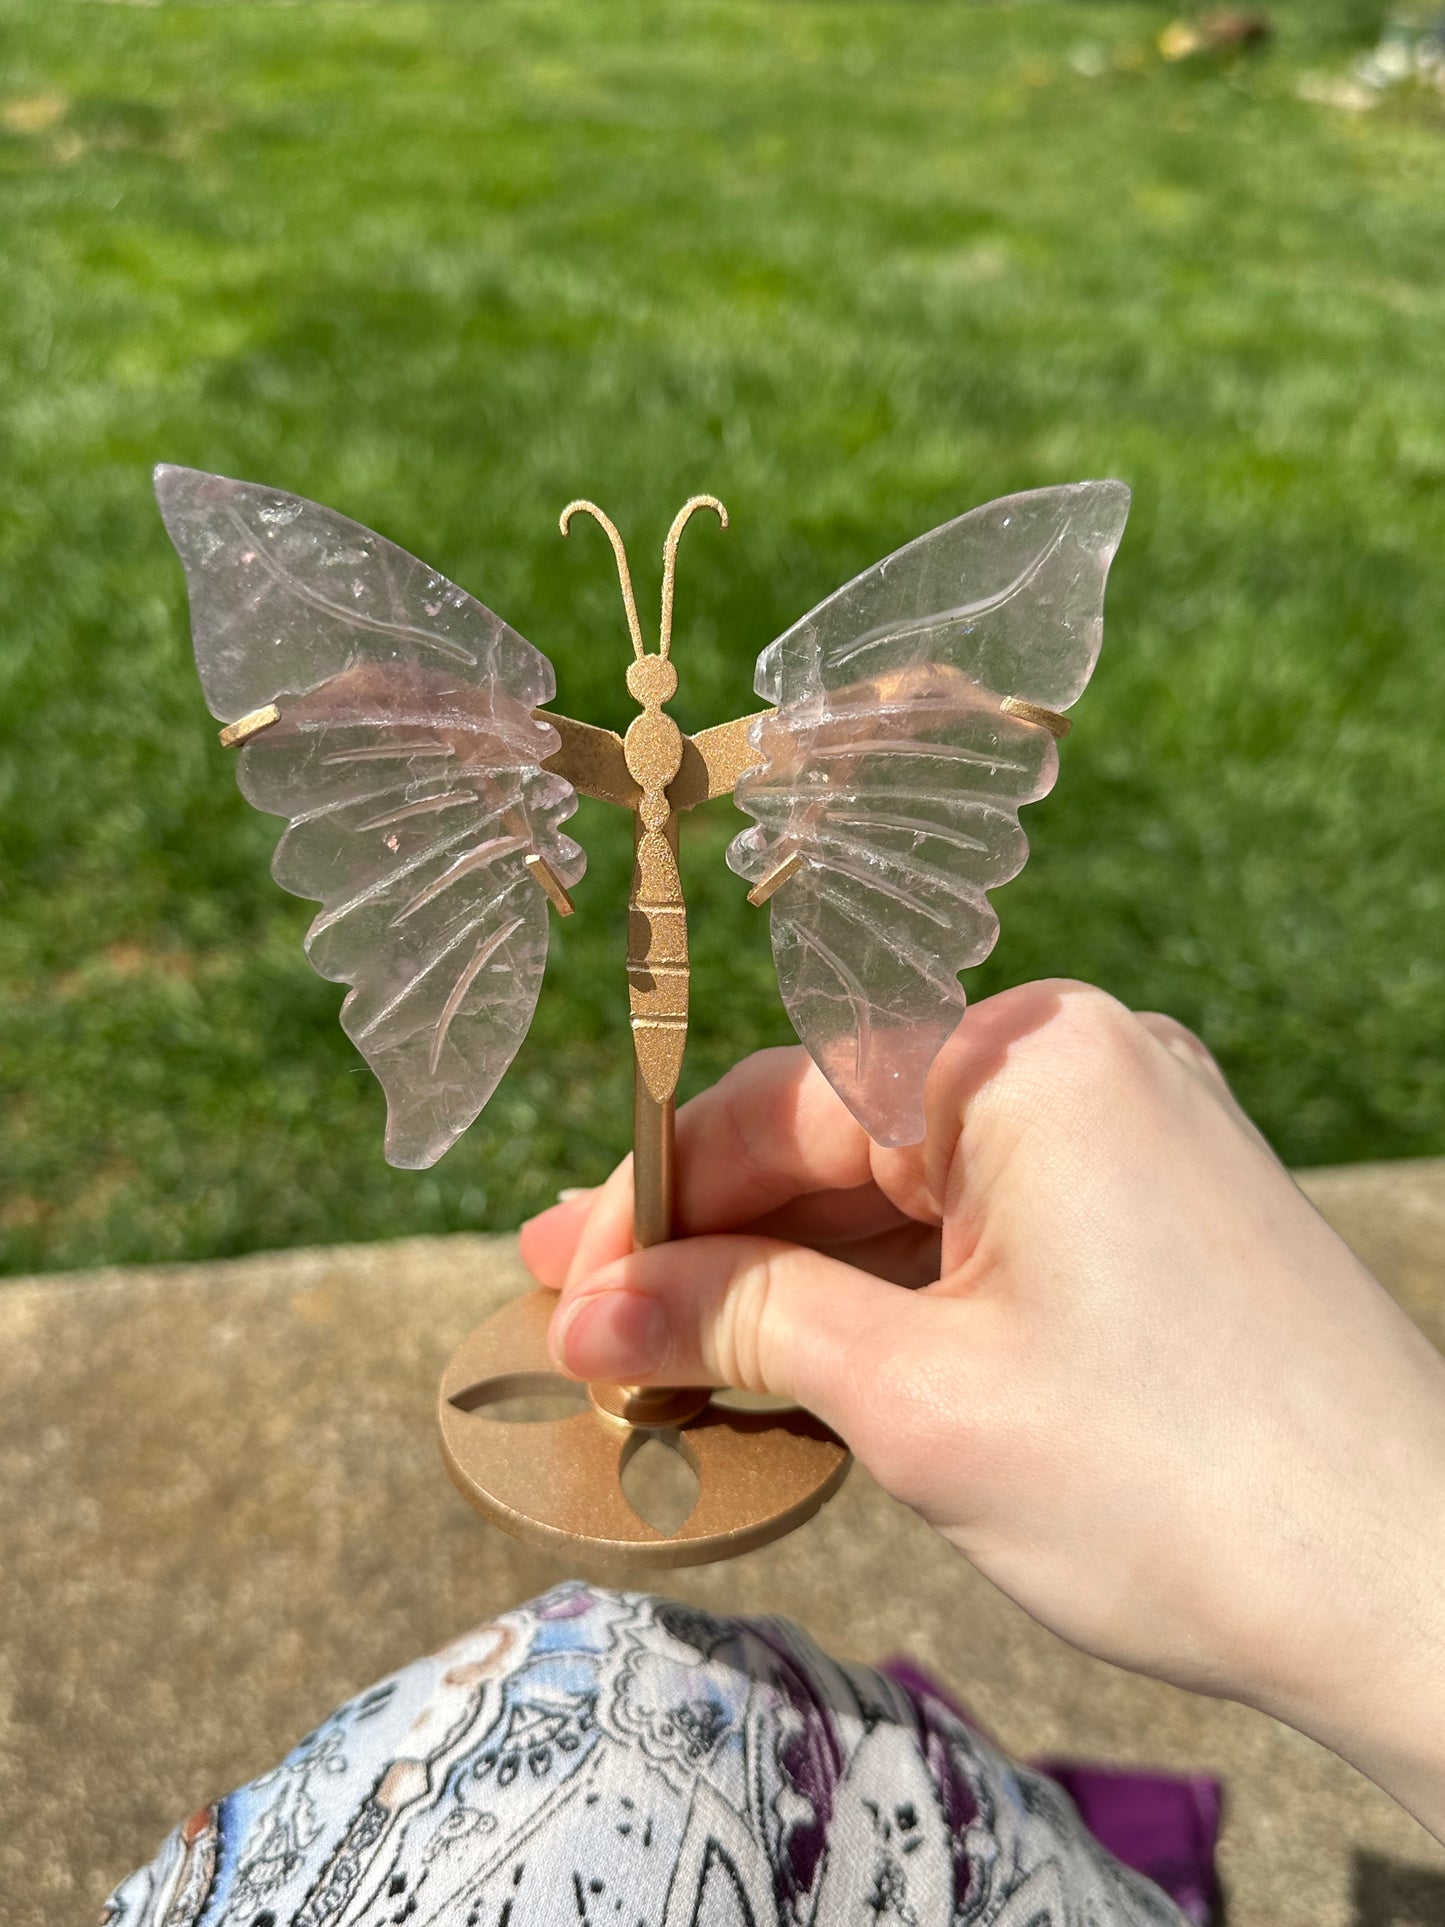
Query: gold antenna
562 495 729 662
560 499 645 659
659 494 728 659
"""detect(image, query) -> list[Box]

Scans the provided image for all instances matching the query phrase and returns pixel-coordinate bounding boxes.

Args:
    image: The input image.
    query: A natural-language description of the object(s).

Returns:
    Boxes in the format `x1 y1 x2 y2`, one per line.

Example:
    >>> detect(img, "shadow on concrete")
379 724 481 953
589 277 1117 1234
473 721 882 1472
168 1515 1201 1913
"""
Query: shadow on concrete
1352 1849 1445 1926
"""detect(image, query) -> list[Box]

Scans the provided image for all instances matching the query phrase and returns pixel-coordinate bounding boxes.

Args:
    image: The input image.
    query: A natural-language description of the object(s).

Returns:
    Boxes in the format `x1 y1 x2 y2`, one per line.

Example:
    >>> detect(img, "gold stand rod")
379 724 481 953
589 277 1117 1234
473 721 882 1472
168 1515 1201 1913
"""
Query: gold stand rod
633 1078 675 1250
584 1076 706 1428
581 1071 701 1426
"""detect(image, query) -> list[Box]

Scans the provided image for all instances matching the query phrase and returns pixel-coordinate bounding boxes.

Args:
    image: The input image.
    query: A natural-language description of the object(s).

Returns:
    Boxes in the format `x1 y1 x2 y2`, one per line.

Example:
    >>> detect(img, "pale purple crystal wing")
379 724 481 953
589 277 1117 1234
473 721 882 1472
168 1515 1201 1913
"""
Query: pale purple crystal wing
728 482 1129 1147
156 465 584 1169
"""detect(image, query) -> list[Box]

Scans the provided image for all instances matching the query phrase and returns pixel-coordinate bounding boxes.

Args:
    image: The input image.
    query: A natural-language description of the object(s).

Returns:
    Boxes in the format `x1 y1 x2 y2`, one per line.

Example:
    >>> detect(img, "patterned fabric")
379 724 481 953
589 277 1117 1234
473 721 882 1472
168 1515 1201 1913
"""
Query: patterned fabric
877 1660 1222 1926
102 1586 1188 1926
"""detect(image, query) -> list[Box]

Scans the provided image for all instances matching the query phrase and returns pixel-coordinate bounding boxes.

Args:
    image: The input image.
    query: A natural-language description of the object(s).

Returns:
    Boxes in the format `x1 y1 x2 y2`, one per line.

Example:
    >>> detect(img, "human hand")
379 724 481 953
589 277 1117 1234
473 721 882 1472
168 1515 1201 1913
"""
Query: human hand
521 981 1445 1838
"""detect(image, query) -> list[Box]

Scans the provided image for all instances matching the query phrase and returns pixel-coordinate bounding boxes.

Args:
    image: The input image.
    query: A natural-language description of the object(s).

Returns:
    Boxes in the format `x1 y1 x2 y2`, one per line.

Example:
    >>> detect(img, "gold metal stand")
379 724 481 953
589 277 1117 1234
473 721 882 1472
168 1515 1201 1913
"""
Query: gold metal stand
438 1294 850 1567
438 499 850 1566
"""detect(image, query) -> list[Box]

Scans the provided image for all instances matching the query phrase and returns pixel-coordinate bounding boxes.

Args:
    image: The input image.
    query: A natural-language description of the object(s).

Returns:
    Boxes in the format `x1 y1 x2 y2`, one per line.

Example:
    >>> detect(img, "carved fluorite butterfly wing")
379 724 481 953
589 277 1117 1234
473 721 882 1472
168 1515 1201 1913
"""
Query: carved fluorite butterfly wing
156 465 584 1169
727 482 1130 1147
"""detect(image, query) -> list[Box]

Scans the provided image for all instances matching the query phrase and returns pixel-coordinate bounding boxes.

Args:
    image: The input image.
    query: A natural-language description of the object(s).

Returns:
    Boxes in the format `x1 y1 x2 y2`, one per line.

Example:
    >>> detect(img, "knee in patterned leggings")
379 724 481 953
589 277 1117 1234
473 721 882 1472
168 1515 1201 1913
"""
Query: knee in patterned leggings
102 1585 1185 1925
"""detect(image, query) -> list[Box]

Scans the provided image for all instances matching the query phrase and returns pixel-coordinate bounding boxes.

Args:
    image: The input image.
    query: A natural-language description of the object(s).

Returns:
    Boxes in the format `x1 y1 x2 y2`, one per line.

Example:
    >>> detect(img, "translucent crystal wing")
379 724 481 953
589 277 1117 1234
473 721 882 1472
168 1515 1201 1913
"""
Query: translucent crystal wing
728 482 1129 1147
157 465 584 1168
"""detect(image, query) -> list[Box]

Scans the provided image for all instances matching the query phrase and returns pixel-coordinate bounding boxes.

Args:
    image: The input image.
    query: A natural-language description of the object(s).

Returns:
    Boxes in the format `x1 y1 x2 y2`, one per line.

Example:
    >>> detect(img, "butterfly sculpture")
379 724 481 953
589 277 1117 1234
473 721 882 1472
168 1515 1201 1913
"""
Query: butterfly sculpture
157 465 1128 1161
159 463 1128 1564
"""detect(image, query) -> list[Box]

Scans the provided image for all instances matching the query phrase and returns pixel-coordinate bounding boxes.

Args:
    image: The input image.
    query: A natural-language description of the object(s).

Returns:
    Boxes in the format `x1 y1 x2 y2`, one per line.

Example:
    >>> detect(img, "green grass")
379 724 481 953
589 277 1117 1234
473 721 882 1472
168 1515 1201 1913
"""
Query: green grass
2 1 1443 1274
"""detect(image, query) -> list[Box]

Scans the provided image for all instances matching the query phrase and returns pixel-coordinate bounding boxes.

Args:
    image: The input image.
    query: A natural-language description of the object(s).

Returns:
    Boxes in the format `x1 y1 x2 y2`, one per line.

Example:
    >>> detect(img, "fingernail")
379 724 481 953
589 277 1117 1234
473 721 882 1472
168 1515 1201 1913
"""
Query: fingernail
521 1190 583 1235
553 1292 669 1380
557 1187 589 1203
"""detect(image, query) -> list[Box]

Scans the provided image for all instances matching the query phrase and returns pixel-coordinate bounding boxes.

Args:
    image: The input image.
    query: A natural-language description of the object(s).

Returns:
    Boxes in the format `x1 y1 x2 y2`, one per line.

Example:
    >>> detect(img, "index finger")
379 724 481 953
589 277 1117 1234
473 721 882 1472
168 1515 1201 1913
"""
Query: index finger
525 1045 884 1291
676 1044 879 1223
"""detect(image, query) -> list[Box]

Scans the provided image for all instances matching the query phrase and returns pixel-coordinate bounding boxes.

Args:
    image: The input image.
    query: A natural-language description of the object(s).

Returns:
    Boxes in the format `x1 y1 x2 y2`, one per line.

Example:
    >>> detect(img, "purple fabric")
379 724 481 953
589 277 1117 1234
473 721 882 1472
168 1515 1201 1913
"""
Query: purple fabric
1035 1760 1223 1927
880 1658 1225 1927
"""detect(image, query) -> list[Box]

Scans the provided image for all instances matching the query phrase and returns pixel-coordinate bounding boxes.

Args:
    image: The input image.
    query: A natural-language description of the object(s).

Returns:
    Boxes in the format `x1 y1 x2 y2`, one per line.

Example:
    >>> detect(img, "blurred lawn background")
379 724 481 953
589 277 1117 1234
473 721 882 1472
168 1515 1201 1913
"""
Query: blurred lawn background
1 0 1442 1275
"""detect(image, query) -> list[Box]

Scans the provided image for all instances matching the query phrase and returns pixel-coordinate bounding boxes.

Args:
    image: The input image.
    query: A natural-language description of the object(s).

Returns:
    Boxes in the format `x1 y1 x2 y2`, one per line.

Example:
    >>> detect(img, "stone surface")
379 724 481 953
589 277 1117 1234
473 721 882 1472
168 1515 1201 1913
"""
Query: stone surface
2 1160 1444 1927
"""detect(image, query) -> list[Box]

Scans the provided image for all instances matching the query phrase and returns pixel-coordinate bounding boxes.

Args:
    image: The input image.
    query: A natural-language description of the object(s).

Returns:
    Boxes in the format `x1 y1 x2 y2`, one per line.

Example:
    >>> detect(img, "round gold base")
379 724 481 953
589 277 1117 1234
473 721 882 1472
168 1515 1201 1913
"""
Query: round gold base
438 1291 851 1569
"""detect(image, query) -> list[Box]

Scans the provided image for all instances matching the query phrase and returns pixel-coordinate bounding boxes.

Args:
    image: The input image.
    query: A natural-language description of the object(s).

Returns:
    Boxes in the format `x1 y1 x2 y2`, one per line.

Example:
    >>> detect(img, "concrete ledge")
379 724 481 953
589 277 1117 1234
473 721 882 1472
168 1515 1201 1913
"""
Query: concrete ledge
3 1162 1445 1926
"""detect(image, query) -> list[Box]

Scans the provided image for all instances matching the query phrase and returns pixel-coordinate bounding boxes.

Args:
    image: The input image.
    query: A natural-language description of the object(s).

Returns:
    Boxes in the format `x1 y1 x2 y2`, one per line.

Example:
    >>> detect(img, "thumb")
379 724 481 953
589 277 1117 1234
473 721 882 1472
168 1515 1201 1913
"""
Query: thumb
546 1234 932 1442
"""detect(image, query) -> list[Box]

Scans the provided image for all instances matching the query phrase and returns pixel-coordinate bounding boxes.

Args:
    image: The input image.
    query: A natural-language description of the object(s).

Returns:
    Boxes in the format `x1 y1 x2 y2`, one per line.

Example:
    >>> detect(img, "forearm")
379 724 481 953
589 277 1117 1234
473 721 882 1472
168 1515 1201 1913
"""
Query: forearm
1338 1705 1445 1845
1299 1567 1445 1843
1251 1355 1445 1843
1276 1617 1445 1844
